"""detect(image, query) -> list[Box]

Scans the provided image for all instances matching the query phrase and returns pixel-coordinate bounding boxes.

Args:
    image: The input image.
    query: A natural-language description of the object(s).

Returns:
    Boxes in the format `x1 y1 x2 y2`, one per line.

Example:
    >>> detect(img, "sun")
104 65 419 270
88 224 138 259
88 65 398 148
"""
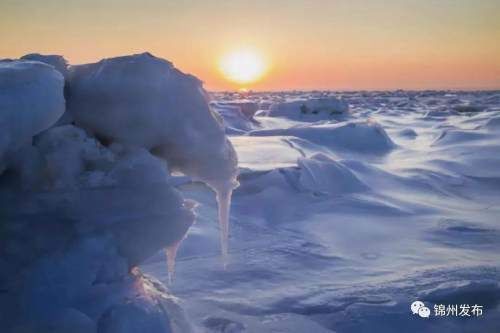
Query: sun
219 49 267 85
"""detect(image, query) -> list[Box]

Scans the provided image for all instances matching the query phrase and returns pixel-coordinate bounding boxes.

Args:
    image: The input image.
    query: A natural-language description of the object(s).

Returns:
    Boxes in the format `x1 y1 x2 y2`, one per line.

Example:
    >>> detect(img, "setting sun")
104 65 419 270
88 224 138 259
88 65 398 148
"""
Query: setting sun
219 49 267 85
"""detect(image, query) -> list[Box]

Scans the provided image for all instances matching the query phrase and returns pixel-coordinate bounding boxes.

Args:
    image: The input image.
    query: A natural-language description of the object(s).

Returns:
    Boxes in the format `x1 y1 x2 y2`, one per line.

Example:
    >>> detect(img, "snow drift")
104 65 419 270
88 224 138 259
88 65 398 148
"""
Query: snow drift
250 120 395 154
142 90 500 332
297 153 368 195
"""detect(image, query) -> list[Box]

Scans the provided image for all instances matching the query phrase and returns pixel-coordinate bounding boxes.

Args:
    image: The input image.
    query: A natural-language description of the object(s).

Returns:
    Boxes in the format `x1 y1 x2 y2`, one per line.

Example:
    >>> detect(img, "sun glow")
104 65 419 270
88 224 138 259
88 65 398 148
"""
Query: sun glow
219 49 267 85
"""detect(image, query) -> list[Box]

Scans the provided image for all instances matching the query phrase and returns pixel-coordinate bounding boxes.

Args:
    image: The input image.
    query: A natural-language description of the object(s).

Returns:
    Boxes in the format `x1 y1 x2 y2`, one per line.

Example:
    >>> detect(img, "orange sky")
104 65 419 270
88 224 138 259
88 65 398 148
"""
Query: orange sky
1 0 499 91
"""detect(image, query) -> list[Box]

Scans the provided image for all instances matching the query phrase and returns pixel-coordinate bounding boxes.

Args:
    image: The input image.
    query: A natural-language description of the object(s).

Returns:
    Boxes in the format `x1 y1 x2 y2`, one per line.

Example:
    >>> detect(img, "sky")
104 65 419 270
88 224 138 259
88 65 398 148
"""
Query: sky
1 0 499 91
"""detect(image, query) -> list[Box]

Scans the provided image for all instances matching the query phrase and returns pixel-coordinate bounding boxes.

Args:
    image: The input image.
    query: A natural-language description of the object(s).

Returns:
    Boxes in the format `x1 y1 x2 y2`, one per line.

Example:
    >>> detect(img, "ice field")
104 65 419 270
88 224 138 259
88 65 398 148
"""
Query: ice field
1 54 499 333
143 90 500 332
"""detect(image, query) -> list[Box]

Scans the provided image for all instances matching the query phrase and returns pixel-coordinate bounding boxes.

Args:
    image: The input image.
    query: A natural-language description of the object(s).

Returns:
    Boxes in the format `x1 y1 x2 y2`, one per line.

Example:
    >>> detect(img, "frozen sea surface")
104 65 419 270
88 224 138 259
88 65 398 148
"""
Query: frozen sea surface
143 91 500 333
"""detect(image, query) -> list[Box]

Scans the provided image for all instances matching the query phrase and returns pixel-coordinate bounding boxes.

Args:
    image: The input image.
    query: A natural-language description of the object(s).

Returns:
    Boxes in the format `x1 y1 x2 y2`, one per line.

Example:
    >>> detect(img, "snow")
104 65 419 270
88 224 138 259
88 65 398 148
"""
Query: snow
97 298 172 333
0 53 239 333
0 60 65 166
67 52 238 190
108 146 169 187
141 90 500 332
34 125 115 189
216 100 259 119
211 102 258 134
265 97 349 121
229 136 305 171
20 53 69 78
297 153 368 195
2 51 500 332
250 120 396 154
67 53 239 257
19 54 73 126
485 116 500 129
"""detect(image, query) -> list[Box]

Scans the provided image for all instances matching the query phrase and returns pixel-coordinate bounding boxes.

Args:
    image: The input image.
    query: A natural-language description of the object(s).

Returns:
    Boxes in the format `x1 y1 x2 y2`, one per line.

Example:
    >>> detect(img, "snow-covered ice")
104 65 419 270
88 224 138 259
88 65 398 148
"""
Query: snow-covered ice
0 60 65 167
2 52 499 333
20 53 69 78
249 120 396 154
0 53 238 333
67 53 238 189
265 97 349 121
67 53 239 259
142 90 500 332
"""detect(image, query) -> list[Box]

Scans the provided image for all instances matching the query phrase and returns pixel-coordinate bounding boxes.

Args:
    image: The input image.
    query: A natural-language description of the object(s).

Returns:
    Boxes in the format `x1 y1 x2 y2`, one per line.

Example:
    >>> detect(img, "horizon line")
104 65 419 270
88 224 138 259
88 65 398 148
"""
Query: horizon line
208 88 500 93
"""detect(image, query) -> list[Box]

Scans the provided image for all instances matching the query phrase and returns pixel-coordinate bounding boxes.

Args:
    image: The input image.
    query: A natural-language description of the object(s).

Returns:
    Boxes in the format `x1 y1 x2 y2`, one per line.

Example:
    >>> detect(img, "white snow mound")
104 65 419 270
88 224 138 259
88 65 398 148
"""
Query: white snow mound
298 154 368 195
250 120 395 154
211 103 256 133
266 97 349 120
67 52 238 190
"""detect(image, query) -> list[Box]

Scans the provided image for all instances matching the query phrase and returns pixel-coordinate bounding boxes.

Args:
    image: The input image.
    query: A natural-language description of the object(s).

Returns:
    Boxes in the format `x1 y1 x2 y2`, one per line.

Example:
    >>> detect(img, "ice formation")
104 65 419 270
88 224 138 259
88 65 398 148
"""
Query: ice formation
0 52 238 332
297 153 368 195
215 185 233 264
166 243 180 285
34 125 114 189
1 128 195 332
67 52 239 259
210 102 257 134
265 97 349 120
4 51 499 332
19 54 72 125
66 53 238 185
217 101 259 119
0 60 65 167
141 90 500 332
20 53 69 78
250 120 395 154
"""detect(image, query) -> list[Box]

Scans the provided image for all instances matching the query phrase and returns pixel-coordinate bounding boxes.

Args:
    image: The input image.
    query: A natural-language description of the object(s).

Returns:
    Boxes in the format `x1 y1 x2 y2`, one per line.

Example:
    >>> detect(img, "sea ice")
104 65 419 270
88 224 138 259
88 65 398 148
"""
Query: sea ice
34 125 114 189
0 52 241 332
141 90 500 332
297 153 368 195
250 120 395 154
265 97 349 121
0 60 65 167
211 102 258 133
216 100 259 119
67 52 239 257
20 53 69 78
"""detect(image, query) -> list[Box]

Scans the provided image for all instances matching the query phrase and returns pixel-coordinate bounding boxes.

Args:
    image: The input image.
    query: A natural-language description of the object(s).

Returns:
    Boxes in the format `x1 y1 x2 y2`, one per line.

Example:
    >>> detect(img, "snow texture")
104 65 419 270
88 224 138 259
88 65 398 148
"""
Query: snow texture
143 90 500 333
250 120 395 154
2 52 500 332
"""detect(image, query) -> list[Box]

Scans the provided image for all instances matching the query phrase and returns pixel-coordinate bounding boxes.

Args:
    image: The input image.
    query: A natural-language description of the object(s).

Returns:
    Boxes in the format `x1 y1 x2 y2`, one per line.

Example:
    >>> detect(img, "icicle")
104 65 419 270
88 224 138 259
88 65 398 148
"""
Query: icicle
214 183 235 269
165 239 181 285
165 199 197 284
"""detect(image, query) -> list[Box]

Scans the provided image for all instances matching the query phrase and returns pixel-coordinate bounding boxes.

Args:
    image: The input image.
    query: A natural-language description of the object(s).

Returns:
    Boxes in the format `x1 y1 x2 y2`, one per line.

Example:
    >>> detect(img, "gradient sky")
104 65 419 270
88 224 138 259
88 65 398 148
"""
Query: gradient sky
1 0 499 90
